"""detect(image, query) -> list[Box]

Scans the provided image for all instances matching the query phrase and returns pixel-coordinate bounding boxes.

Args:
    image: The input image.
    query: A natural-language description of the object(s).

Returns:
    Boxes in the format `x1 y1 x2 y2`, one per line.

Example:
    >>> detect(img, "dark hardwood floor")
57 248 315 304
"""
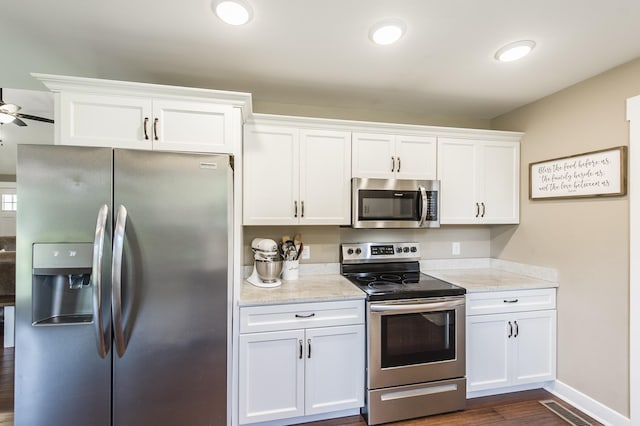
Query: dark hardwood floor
303 389 603 425
0 337 601 426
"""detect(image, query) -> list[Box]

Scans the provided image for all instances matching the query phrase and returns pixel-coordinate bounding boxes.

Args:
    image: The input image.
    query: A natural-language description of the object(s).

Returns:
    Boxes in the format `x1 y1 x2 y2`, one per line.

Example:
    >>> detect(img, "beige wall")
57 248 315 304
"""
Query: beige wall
243 225 492 266
491 57 640 417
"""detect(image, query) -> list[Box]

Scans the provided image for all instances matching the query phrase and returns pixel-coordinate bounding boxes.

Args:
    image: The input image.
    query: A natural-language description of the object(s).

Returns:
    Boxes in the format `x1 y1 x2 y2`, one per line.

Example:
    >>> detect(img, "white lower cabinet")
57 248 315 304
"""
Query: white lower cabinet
466 289 556 394
238 300 365 425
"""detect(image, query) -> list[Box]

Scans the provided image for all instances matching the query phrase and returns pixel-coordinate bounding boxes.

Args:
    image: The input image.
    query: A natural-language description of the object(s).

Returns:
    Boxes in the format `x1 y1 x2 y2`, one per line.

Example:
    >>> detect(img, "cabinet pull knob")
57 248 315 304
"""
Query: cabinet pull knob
514 320 519 338
153 117 159 141
481 202 486 217
294 200 298 218
307 338 311 359
508 321 513 338
475 203 480 218
299 339 303 359
391 156 396 172
397 157 401 172
295 313 315 318
301 200 305 218
143 117 149 140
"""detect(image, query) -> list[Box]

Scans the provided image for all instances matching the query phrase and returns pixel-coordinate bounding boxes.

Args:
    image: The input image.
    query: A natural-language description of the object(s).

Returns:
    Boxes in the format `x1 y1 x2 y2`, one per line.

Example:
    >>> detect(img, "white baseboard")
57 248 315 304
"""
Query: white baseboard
545 380 630 426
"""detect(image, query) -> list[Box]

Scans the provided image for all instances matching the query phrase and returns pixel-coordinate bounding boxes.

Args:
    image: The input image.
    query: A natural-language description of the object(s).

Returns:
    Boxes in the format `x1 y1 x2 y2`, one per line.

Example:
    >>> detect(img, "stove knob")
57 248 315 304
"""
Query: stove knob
395 247 402 253
403 247 410 253
347 248 354 255
355 248 362 255
410 246 417 253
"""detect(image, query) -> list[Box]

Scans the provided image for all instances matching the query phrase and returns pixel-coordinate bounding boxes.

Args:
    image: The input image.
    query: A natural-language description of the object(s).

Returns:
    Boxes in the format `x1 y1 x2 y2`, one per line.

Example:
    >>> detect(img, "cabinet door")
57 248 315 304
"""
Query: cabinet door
352 133 396 178
152 100 236 153
466 313 510 392
511 310 556 386
239 330 305 424
59 92 153 149
479 141 520 224
243 125 299 225
395 135 437 180
299 130 351 225
304 325 365 415
437 138 479 223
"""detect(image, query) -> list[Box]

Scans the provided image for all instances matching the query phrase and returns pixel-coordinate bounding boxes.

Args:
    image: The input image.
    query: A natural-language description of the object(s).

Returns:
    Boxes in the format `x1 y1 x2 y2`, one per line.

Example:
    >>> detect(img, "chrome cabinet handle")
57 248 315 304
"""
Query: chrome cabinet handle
153 118 159 141
299 339 303 359
503 299 519 303
294 200 298 218
391 156 396 172
143 117 149 140
295 313 315 318
481 202 486 217
307 339 312 358
475 202 480 218
418 186 428 227
301 200 305 218
397 157 401 172
514 320 519 338
91 204 109 358
508 321 513 338
112 205 128 357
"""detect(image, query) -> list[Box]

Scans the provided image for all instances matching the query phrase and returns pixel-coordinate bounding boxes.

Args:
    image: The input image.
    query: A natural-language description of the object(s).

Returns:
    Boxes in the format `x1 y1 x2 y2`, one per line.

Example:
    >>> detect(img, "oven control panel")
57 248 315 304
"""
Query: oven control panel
341 242 421 263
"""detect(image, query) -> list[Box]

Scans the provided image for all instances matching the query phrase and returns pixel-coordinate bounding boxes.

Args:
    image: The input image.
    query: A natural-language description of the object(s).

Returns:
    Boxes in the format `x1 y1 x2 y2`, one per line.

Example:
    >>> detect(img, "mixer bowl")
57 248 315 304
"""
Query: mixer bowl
255 259 283 283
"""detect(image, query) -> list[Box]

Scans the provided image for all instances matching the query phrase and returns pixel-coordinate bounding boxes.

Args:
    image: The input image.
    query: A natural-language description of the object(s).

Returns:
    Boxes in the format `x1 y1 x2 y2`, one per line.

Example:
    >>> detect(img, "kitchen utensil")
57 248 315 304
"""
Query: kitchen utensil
296 242 304 260
247 238 282 288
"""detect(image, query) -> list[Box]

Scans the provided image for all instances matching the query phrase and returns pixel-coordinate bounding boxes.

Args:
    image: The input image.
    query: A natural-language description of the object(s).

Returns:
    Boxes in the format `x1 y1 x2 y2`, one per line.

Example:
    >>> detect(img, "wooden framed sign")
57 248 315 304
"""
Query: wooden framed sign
529 146 627 200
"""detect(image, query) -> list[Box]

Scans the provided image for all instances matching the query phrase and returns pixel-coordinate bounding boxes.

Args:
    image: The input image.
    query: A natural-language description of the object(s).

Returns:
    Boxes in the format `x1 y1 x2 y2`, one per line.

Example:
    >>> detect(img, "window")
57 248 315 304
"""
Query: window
1 194 16 212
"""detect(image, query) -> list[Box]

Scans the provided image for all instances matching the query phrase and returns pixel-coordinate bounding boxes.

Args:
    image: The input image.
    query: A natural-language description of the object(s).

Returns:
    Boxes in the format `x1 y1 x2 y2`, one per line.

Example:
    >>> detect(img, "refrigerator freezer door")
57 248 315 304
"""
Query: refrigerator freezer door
111 149 230 425
15 145 112 426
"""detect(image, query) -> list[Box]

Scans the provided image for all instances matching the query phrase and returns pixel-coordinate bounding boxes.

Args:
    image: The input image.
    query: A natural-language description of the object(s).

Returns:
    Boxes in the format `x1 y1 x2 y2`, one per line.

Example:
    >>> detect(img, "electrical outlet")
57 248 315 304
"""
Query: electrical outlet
452 242 461 256
301 245 311 260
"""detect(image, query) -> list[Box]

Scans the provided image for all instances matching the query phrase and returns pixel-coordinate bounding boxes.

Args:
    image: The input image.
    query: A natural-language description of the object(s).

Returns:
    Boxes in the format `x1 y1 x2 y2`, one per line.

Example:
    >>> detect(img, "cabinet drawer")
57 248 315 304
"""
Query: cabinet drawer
240 300 364 333
466 288 556 316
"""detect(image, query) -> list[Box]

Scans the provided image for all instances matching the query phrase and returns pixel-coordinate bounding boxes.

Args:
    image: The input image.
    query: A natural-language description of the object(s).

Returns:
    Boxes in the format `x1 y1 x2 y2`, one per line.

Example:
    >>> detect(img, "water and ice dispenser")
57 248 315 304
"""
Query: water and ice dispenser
32 243 94 325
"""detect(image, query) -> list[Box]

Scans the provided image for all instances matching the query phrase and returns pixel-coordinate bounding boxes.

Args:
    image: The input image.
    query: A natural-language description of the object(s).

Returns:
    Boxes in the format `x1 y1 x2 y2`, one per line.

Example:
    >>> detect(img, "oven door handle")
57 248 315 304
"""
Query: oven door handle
418 186 428 227
370 299 464 313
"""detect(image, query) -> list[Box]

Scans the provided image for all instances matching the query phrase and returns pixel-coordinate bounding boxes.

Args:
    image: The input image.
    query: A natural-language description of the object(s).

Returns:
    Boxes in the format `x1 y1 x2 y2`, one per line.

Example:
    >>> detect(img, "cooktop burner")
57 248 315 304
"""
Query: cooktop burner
340 242 466 301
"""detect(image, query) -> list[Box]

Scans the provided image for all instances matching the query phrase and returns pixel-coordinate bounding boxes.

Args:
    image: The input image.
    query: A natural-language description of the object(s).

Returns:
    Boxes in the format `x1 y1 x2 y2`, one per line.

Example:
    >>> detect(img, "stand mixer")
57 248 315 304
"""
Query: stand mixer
247 238 283 288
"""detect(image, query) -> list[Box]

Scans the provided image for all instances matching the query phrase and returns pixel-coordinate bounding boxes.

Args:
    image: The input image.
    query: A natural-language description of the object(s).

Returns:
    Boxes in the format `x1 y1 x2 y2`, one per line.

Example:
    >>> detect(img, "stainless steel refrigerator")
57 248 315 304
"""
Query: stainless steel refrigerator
15 145 232 426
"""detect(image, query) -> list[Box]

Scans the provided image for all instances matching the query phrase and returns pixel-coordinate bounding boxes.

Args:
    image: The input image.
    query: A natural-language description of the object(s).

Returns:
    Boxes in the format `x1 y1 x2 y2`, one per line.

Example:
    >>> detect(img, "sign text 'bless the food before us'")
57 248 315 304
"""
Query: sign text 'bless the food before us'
529 146 627 200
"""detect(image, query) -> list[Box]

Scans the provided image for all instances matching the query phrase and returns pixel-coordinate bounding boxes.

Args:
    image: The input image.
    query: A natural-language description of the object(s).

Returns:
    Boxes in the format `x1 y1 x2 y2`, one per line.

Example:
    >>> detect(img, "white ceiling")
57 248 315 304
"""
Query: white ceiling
2 0 640 122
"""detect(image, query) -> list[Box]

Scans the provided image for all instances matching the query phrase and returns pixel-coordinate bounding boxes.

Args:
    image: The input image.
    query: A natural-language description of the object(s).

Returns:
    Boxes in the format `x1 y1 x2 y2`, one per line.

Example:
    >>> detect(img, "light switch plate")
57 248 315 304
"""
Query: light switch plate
452 242 461 256
302 245 310 260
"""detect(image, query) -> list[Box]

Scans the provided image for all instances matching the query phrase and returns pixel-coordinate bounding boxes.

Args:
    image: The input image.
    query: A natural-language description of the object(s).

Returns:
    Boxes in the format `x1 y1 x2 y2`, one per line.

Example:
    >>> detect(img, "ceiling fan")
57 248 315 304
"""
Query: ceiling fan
0 88 54 126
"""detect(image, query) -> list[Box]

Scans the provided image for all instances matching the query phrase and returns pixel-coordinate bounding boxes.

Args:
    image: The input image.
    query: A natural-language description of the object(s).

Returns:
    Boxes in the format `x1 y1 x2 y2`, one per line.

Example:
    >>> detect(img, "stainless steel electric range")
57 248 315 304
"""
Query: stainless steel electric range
341 242 467 425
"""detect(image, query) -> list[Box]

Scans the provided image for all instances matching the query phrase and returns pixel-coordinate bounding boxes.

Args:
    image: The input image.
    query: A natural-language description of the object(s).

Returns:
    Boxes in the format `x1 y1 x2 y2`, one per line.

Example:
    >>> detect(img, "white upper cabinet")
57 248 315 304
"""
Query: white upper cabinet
243 124 351 226
35 73 251 154
438 137 520 224
352 132 436 179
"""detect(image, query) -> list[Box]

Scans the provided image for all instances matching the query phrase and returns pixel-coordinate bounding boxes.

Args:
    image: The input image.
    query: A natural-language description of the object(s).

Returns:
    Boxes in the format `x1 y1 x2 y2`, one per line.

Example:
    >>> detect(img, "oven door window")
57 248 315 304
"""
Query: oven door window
380 310 456 368
358 190 420 221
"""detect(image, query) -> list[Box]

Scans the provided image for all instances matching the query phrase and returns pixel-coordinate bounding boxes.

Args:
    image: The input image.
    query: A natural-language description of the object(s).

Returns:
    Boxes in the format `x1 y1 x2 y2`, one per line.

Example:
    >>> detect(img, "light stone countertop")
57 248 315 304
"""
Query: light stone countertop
423 268 558 293
239 274 365 306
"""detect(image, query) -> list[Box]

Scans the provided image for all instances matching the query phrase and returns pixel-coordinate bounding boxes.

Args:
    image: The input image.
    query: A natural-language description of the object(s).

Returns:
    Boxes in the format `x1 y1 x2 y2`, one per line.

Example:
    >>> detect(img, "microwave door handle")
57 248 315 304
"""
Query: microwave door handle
418 186 428 226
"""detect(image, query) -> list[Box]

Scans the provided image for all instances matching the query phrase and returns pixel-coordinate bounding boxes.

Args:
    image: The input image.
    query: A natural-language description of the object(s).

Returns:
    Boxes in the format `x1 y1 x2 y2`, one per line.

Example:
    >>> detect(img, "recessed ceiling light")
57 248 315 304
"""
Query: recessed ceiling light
213 0 253 26
369 19 406 46
495 40 536 62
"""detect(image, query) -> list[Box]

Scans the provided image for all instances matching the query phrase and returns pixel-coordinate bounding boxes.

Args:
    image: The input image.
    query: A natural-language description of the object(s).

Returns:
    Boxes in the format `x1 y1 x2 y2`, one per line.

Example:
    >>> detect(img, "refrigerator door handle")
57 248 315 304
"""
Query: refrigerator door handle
92 204 109 358
112 204 128 357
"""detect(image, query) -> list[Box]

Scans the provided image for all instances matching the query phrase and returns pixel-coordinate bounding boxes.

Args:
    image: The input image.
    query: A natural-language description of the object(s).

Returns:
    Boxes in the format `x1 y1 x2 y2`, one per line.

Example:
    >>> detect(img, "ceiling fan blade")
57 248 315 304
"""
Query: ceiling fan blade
15 113 54 124
12 117 27 127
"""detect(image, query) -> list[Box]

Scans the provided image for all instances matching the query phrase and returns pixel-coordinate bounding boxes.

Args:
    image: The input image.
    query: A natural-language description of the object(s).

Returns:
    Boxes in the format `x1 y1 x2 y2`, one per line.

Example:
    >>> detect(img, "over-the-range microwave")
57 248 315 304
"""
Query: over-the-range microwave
352 178 440 229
